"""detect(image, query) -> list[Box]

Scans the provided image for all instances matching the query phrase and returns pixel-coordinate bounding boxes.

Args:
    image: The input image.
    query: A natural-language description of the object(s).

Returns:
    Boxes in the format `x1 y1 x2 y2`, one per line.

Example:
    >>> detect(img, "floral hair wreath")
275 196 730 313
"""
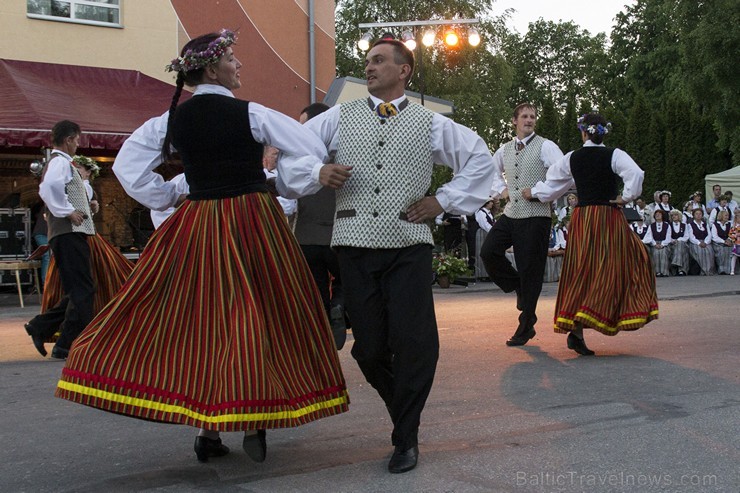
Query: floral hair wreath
165 29 237 73
577 114 612 136
72 155 100 179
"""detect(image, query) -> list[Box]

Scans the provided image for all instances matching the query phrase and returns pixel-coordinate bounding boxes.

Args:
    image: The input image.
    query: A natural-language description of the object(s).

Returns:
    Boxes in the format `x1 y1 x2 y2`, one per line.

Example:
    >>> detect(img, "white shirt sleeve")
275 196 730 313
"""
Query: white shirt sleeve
431 113 496 214
112 111 180 211
530 152 576 203
489 145 507 198
149 173 190 229
83 180 94 201
540 139 565 169
612 148 644 203
39 155 75 218
710 223 725 244
475 209 492 232
276 105 339 199
643 227 655 245
687 223 702 245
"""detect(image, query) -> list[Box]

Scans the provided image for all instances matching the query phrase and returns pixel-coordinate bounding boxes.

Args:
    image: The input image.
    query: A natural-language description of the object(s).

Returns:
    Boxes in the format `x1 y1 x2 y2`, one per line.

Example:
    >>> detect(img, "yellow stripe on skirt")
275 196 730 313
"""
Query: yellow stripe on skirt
56 193 349 431
554 205 659 336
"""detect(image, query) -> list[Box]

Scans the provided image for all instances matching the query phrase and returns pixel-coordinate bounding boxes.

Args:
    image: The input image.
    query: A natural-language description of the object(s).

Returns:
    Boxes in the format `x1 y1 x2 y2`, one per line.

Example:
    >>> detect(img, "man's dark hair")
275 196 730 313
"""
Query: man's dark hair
300 102 331 121
51 120 81 146
370 38 415 87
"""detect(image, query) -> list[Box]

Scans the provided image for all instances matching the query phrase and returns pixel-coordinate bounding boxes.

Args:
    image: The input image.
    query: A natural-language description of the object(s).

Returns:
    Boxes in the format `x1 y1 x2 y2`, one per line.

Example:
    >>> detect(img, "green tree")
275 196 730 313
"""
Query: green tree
536 97 559 142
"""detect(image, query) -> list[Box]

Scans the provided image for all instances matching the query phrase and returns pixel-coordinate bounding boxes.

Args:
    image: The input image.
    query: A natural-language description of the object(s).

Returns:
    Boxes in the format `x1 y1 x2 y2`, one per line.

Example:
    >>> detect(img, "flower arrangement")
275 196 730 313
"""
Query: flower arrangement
577 114 611 135
72 155 100 179
166 29 237 73
432 252 470 282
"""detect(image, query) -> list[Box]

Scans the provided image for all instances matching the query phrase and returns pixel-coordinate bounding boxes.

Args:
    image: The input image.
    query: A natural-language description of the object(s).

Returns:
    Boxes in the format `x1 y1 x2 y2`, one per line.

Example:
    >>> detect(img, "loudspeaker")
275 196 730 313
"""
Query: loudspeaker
0 208 32 256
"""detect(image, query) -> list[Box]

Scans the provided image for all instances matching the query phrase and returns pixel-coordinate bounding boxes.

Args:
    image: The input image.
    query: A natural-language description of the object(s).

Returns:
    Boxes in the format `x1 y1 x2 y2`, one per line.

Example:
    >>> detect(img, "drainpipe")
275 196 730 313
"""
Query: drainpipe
309 0 316 103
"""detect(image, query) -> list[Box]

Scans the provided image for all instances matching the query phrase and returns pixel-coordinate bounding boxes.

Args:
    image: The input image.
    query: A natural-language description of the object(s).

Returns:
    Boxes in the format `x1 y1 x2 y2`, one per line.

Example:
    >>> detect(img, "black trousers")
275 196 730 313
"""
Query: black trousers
337 244 439 449
300 244 344 314
479 215 550 335
27 233 95 349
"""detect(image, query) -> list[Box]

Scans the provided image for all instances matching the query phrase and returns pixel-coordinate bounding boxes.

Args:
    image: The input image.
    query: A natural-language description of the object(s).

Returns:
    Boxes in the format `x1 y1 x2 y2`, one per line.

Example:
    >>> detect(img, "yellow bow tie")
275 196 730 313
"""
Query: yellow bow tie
376 102 398 118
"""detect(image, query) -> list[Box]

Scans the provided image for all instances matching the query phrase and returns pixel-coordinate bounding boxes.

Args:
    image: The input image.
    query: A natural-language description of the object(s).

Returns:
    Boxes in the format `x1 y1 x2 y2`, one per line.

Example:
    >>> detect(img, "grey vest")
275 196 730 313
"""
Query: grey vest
332 98 434 248
294 186 336 246
45 154 95 240
502 136 552 219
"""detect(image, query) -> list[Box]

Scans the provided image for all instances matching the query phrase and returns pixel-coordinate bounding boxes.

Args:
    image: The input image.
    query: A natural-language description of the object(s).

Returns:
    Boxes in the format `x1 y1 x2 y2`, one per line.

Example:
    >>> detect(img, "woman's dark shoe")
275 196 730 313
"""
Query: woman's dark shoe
242 430 267 462
194 436 230 463
25 323 47 357
567 333 595 356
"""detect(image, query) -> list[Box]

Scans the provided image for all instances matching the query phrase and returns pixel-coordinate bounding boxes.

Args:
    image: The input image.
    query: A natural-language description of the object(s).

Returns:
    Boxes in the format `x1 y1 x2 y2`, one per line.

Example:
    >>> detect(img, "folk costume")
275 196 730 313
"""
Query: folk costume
25 149 96 356
645 220 672 276
56 84 349 432
710 220 733 274
530 140 659 336
481 133 565 342
278 94 494 454
687 219 716 275
668 218 690 275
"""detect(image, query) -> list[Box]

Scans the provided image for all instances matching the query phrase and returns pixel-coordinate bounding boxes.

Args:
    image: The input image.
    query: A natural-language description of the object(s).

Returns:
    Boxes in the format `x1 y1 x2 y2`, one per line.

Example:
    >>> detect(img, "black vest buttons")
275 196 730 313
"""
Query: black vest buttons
379 141 385 146
374 187 380 194
373 212 379 217
380 119 387 124
376 164 383 169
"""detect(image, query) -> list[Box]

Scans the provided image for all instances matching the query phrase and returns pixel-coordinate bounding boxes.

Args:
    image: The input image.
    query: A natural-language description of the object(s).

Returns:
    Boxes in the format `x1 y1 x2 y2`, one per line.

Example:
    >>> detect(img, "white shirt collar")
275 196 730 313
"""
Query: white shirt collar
193 84 235 98
515 133 536 145
50 149 73 160
368 94 406 110
583 140 605 148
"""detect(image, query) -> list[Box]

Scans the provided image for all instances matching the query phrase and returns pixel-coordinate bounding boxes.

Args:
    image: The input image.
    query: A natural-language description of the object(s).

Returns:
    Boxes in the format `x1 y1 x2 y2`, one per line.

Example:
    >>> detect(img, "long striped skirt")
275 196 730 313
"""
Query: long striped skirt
670 241 690 273
56 193 349 431
649 244 671 276
688 243 716 275
554 206 658 336
712 243 732 274
42 235 134 342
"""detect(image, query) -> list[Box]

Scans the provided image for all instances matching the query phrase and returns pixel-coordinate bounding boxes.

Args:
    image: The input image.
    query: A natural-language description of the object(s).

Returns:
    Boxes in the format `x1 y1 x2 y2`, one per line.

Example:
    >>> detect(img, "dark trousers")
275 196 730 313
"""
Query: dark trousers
479 215 550 335
27 233 95 349
465 218 479 270
337 244 439 449
300 244 343 314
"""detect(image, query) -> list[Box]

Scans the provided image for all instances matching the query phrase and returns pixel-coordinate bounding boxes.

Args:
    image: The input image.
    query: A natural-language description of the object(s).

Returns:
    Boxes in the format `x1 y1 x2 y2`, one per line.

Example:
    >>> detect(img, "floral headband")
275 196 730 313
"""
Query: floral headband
165 29 237 73
577 115 611 136
72 155 100 179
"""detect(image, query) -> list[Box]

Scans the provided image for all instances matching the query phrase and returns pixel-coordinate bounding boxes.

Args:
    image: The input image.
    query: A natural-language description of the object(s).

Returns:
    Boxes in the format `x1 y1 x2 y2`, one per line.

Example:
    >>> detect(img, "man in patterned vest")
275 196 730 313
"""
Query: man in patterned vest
479 103 564 346
24 120 96 360
277 38 494 473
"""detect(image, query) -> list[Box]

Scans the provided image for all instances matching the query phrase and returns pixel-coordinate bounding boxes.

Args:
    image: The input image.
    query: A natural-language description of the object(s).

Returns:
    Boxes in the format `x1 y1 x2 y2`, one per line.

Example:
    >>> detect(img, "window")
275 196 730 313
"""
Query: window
27 0 121 27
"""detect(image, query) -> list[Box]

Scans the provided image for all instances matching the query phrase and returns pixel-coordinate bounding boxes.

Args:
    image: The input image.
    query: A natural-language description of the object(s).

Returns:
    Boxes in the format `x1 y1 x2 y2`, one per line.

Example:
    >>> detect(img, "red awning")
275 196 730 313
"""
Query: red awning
0 59 187 150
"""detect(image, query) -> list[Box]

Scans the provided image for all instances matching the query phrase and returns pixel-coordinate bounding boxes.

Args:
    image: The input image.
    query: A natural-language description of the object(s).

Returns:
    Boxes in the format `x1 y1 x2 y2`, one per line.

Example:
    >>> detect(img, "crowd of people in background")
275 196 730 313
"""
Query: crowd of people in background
435 183 740 281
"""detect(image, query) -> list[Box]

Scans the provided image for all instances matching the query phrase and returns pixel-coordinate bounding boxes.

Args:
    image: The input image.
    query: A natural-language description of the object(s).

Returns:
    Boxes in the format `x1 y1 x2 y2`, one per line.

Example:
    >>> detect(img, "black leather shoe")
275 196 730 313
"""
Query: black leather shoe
194 436 230 463
50 346 69 360
242 430 267 462
388 445 419 473
330 305 347 350
567 333 595 356
25 323 47 357
506 328 536 347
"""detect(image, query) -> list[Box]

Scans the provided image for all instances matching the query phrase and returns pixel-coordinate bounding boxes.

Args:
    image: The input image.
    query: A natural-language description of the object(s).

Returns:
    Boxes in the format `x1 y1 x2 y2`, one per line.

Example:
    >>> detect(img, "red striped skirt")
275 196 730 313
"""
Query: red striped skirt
56 193 349 431
42 235 134 342
554 206 658 335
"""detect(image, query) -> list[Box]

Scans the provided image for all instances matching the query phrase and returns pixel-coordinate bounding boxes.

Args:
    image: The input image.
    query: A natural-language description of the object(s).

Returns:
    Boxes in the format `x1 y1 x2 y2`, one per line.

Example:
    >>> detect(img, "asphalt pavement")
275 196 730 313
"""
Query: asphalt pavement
0 275 738 492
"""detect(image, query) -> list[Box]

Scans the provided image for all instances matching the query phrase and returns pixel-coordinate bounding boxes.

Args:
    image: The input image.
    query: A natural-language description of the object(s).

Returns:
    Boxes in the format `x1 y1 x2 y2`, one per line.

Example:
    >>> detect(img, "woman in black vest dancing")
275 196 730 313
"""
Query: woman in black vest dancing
523 113 659 356
55 29 348 463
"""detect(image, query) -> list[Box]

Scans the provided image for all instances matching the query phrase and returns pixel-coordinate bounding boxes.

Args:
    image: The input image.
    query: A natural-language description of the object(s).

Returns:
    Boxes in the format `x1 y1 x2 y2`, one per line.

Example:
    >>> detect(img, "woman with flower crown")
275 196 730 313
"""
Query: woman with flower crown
523 113 658 356
55 29 349 463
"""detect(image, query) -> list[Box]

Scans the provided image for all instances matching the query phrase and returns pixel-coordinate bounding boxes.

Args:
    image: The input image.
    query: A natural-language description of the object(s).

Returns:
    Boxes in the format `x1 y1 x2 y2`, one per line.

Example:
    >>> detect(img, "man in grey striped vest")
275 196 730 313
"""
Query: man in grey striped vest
24 120 96 360
480 104 564 346
277 38 494 473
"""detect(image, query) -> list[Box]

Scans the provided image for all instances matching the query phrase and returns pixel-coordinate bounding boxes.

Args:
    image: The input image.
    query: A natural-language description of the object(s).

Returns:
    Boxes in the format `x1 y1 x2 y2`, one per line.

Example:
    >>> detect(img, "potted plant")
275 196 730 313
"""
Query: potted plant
432 252 470 288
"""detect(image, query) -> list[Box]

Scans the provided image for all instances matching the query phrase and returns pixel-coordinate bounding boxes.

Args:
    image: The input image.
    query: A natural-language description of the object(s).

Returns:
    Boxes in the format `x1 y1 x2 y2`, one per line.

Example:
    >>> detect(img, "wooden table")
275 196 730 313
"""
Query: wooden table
0 260 41 308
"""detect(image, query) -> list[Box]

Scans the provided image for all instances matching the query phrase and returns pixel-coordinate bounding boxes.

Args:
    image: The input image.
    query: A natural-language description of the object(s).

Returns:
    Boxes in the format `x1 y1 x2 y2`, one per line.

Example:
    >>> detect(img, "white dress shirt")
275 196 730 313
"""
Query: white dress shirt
669 221 689 242
488 133 564 199
39 150 77 218
711 222 731 244
645 222 672 247
529 141 644 203
150 173 190 229
276 95 495 215
475 208 495 232
688 220 710 245
113 84 328 211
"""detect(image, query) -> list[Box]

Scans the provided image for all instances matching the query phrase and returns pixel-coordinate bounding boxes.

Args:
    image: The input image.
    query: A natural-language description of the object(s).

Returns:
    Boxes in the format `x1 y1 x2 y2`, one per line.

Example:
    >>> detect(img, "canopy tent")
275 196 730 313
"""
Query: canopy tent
704 166 740 201
0 58 184 151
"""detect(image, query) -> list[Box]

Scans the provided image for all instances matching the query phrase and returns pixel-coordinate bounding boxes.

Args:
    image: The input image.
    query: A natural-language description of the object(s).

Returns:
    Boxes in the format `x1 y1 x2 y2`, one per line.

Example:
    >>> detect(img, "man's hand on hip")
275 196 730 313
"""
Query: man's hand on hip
319 164 353 189
406 196 444 224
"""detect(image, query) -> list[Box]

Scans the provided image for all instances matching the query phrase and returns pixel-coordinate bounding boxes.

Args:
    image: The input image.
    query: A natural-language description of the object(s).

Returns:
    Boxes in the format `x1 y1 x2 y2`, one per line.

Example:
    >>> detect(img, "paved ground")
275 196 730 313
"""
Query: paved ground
0 275 738 492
